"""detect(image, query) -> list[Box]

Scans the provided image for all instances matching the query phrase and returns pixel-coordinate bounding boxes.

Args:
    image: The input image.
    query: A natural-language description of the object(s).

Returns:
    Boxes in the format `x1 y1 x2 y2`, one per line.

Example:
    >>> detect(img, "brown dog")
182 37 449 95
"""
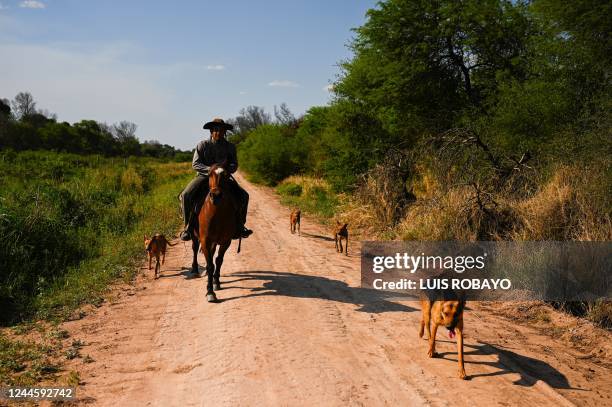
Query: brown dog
334 221 349 255
290 208 301 236
144 234 176 279
419 296 466 379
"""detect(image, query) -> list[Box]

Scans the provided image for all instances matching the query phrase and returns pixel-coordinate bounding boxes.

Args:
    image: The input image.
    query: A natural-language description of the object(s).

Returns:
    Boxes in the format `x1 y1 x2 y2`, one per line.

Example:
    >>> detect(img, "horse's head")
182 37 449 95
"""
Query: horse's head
208 162 229 205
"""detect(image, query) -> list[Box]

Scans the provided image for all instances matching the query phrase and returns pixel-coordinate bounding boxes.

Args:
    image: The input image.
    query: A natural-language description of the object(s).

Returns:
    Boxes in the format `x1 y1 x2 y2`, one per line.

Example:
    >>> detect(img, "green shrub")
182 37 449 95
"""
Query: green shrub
277 182 302 196
237 124 301 185
276 176 339 220
0 150 192 325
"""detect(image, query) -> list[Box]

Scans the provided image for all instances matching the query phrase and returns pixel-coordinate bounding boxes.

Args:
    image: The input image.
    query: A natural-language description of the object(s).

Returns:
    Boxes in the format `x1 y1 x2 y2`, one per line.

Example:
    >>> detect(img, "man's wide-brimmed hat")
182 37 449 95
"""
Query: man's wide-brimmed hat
203 117 234 131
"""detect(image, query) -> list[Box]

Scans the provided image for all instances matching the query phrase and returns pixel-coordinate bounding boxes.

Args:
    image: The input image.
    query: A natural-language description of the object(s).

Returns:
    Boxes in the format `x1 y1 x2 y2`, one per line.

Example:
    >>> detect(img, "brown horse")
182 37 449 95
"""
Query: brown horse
190 163 239 302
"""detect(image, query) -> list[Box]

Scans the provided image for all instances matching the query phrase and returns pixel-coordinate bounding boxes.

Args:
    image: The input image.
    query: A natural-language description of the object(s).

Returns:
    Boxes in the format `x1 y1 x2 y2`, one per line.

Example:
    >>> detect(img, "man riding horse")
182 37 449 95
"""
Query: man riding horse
180 118 253 241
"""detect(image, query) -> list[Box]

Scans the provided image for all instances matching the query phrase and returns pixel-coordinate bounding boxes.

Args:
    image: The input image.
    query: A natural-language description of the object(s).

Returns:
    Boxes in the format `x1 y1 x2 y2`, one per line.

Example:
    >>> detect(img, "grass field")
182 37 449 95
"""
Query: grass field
0 150 193 385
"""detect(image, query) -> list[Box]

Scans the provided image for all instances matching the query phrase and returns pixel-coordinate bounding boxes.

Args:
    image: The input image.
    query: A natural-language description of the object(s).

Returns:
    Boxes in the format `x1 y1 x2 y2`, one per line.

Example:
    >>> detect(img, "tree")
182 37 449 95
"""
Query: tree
533 0 611 64
112 121 140 156
274 103 296 126
335 0 535 137
113 121 138 141
229 105 272 135
0 99 10 117
0 99 10 139
73 120 117 155
23 113 55 129
11 92 37 120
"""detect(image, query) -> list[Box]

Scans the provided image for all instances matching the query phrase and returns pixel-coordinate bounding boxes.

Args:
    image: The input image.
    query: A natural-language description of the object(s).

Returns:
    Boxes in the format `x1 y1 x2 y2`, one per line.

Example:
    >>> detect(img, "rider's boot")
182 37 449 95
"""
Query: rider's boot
233 224 253 239
241 226 253 238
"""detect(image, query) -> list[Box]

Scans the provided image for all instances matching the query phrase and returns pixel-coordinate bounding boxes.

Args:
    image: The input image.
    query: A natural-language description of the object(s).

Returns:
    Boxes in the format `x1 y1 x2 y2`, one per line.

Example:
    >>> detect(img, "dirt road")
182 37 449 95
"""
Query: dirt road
62 173 610 406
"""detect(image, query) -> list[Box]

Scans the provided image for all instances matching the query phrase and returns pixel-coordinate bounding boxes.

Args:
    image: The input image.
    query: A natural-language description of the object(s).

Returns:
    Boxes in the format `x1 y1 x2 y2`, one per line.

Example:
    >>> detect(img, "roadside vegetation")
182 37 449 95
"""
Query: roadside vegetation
0 150 192 385
233 0 611 326
0 93 193 385
0 150 192 325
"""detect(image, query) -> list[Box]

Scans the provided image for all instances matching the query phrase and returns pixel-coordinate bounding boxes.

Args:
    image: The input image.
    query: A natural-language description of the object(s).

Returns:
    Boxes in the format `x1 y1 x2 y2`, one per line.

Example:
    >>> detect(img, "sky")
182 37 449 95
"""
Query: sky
0 0 377 150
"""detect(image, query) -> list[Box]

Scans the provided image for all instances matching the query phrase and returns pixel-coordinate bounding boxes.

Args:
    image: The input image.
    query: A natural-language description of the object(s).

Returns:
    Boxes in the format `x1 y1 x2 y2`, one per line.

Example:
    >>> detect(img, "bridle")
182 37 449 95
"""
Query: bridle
208 166 228 204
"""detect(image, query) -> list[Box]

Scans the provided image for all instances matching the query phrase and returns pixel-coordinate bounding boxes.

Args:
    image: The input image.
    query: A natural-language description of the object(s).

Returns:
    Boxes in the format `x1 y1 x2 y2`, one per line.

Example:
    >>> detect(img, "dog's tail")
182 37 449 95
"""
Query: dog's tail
161 235 178 246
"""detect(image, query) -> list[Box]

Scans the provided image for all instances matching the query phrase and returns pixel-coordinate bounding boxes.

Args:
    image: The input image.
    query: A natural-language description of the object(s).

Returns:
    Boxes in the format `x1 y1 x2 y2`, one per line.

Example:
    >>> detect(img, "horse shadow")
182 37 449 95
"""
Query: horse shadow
221 270 417 314
435 340 583 390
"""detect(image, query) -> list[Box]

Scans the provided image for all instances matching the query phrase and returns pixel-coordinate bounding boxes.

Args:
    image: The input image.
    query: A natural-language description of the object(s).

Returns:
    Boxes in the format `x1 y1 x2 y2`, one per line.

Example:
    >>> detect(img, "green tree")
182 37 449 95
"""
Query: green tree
73 120 117 155
335 0 535 137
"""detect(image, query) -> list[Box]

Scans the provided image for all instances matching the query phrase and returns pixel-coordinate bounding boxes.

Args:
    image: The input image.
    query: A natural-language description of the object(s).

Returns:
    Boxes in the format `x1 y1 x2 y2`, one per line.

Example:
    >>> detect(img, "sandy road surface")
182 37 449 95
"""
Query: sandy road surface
59 173 610 406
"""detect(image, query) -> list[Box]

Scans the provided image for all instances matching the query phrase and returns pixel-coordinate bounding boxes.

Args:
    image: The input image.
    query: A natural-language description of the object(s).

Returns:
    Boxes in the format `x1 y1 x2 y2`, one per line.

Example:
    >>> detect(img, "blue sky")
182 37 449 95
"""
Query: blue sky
0 0 377 149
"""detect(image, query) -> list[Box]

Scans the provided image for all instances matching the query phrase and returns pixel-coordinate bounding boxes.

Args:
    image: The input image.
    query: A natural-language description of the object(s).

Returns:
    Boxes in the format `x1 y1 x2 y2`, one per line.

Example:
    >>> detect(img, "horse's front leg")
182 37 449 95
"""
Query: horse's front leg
202 240 217 302
191 237 200 277
214 241 231 291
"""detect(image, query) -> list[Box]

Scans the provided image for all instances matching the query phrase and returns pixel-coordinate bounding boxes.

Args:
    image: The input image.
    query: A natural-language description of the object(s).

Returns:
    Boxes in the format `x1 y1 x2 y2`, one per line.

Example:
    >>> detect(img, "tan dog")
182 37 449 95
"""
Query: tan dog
290 208 301 236
419 297 466 379
334 221 349 255
144 234 176 279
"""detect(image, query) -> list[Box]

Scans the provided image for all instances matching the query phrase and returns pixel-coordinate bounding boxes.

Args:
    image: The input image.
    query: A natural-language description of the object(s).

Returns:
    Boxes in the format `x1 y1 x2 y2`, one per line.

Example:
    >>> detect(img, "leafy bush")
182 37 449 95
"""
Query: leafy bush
276 176 339 219
0 150 192 325
276 182 302 196
238 124 301 185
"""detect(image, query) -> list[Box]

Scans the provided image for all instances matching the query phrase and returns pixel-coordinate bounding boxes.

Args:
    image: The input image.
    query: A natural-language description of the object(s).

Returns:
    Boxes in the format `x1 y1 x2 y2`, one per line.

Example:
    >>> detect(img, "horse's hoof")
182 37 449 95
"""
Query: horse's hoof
213 283 221 291
191 271 200 278
206 293 218 303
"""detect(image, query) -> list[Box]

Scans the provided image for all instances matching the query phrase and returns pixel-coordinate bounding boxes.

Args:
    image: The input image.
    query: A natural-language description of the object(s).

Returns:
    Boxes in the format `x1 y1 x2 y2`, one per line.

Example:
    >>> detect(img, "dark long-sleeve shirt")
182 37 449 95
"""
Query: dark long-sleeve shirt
191 138 238 176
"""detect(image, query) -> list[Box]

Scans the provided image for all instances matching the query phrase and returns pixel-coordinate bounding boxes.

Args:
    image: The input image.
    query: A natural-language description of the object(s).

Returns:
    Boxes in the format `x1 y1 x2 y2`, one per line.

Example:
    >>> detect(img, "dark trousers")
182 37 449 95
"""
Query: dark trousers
180 175 249 231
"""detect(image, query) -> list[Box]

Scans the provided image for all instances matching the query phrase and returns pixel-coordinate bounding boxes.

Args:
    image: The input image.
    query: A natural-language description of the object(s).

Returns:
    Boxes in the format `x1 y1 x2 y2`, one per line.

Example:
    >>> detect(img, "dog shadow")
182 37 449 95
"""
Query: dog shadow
435 340 583 390
220 270 417 314
300 232 335 242
156 267 194 279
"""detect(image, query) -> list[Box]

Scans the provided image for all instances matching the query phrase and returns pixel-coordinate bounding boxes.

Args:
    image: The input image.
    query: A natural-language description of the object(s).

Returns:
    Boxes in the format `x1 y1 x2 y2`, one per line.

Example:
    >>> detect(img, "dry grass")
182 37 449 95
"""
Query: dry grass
278 165 611 244
281 175 330 197
396 165 610 242
511 167 611 241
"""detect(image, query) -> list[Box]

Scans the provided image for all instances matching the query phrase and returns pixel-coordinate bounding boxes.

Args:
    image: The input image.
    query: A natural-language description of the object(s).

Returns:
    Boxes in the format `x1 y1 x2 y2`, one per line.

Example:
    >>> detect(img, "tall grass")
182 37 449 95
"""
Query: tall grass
397 165 611 242
0 150 192 325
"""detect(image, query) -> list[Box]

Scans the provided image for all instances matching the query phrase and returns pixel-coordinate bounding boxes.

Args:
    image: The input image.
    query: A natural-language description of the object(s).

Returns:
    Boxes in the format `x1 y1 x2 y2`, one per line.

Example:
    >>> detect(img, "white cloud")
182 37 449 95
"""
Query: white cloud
268 80 300 88
206 64 225 71
0 3 9 10
323 84 334 92
19 1 45 9
239 91 247 95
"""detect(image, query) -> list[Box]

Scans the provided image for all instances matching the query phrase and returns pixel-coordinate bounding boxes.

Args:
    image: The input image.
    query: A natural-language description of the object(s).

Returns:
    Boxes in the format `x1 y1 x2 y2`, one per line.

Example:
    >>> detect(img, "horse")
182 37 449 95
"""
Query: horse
189 163 239 302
